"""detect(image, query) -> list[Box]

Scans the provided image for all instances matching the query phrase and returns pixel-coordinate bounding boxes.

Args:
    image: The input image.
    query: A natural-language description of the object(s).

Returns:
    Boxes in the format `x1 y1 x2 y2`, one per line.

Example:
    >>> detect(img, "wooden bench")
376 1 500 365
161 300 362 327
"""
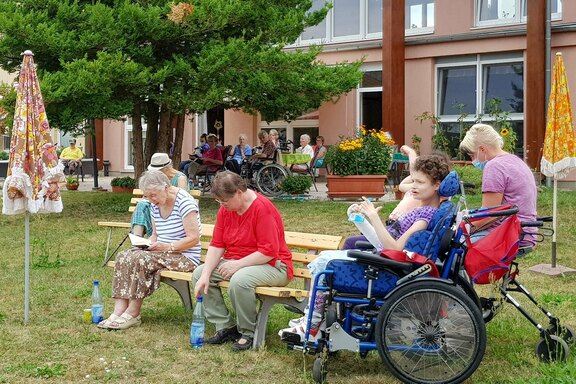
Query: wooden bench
98 190 343 348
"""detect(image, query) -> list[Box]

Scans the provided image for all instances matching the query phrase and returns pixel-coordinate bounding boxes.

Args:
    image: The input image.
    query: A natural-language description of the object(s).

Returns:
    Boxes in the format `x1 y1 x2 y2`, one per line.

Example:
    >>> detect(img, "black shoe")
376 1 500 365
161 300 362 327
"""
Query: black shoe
205 325 241 345
231 336 253 352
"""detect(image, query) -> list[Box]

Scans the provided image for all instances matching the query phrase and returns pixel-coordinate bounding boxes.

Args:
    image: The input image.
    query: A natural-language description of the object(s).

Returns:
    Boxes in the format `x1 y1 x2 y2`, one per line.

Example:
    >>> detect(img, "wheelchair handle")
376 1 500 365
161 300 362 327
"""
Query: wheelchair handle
521 221 544 228
465 206 519 220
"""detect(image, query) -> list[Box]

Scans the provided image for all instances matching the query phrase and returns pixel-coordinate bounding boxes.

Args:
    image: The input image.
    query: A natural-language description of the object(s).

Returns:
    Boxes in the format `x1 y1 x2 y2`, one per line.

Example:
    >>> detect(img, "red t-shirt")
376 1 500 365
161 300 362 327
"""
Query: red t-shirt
210 194 293 279
202 147 223 172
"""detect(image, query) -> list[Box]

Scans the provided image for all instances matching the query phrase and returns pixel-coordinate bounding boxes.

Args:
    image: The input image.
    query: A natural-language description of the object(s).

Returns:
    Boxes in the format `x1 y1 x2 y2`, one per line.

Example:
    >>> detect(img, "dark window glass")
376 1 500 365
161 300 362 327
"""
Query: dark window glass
361 71 382 88
483 63 524 113
439 66 477 115
360 91 383 130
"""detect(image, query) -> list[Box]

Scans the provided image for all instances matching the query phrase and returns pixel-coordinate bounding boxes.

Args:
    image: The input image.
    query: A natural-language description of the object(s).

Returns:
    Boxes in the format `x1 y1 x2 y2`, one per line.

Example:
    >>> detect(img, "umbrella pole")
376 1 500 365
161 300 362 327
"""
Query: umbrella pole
24 212 30 323
552 178 558 268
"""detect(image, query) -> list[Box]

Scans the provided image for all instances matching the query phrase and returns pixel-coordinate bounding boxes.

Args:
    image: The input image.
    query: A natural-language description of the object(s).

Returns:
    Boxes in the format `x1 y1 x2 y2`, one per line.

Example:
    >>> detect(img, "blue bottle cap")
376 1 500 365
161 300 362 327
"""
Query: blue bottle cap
197 296 203 302
93 280 99 286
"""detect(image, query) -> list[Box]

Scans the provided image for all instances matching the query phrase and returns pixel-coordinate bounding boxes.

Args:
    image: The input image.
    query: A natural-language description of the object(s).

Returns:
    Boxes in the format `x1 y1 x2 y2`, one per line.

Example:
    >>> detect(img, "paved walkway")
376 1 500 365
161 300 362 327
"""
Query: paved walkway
76 175 396 203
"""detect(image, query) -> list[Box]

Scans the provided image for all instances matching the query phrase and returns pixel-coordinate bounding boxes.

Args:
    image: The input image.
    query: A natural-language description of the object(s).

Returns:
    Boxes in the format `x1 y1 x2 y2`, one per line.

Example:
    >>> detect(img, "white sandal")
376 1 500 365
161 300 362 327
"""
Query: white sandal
108 312 142 330
97 313 121 329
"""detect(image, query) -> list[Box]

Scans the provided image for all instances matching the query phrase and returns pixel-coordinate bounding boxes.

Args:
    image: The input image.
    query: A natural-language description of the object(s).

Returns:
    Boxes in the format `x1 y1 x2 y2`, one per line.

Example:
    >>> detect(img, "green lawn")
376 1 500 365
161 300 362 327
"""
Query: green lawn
0 189 575 383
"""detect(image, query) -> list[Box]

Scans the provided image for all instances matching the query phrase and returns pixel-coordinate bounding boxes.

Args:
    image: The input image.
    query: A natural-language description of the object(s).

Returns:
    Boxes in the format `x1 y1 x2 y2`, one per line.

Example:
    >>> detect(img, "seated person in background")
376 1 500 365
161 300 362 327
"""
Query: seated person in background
459 123 537 247
98 170 201 330
131 152 189 237
60 138 83 175
291 134 315 172
279 153 451 341
179 133 210 174
341 145 420 250
269 129 280 148
313 136 327 168
244 130 277 178
193 171 292 351
187 133 223 182
226 134 252 174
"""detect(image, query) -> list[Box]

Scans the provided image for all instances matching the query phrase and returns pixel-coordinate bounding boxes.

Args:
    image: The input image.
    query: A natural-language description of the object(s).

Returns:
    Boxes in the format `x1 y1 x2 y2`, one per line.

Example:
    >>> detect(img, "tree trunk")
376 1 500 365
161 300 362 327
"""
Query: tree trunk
144 101 159 164
132 103 145 180
158 106 172 155
173 113 186 166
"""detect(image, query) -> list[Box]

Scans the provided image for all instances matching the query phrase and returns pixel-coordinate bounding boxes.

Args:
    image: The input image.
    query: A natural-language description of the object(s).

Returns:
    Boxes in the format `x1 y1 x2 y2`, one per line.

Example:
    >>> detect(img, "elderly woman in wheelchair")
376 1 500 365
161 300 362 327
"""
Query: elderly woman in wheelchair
279 154 487 384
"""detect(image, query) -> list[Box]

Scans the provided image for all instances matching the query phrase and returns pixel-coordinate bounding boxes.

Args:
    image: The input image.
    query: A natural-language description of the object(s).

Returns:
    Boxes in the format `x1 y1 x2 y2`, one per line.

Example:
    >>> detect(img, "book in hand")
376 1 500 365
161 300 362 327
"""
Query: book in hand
129 233 152 249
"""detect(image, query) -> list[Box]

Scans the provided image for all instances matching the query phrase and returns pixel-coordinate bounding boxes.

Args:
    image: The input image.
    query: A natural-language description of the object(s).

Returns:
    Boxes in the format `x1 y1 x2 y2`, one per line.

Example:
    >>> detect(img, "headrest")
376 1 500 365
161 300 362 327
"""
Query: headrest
438 171 460 197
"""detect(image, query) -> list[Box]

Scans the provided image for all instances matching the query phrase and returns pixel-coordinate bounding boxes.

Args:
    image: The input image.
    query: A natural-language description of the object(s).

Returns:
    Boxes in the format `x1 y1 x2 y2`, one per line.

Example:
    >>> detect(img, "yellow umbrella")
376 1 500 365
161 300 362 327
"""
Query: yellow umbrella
540 52 576 269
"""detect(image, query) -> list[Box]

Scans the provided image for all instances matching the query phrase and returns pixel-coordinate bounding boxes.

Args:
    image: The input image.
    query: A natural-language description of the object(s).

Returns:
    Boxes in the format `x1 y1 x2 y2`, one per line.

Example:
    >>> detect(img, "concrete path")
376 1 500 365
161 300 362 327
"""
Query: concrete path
75 174 397 203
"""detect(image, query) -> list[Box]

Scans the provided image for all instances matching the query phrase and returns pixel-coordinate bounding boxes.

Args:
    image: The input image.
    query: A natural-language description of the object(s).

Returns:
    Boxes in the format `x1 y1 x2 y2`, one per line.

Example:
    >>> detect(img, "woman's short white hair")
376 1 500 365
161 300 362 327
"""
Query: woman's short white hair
139 170 170 192
300 134 311 143
459 123 504 155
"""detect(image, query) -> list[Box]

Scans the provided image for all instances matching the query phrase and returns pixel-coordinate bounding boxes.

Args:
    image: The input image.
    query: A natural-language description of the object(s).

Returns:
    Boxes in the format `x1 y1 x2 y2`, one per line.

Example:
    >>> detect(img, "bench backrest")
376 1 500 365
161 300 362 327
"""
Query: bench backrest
128 188 201 213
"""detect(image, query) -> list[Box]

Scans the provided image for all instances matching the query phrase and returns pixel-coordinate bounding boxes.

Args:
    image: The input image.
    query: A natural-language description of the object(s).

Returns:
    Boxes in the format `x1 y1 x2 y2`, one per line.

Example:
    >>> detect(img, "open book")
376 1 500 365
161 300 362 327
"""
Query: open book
129 233 151 249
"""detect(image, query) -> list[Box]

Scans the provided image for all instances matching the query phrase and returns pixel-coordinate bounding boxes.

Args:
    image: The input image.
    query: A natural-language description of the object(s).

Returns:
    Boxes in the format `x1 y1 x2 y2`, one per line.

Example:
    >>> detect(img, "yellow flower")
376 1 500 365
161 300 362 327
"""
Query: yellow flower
500 128 509 137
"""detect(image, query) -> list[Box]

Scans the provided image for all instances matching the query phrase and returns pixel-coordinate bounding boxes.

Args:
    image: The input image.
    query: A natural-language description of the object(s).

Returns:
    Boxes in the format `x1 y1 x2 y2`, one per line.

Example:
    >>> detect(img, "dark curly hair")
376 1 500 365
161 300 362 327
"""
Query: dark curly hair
413 152 451 183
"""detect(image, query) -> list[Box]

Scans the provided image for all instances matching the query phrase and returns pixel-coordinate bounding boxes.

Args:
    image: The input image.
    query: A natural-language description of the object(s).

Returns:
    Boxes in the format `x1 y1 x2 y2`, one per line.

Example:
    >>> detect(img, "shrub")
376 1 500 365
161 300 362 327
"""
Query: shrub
452 164 482 195
0 150 8 160
65 175 79 185
280 175 313 194
110 176 137 188
324 126 394 176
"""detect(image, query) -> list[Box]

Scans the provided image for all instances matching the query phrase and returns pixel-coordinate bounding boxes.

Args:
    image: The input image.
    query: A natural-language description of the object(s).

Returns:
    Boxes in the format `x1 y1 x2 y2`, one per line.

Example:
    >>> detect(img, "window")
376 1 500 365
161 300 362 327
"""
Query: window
358 68 383 131
2 134 10 151
437 55 524 156
476 0 562 27
333 0 361 39
293 0 434 47
406 0 435 33
301 0 327 41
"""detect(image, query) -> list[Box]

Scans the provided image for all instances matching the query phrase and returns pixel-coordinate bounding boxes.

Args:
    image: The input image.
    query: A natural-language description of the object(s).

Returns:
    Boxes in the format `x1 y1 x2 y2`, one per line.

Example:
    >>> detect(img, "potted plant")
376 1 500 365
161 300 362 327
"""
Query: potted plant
393 185 404 201
280 175 313 195
110 176 137 193
324 126 394 199
65 175 79 191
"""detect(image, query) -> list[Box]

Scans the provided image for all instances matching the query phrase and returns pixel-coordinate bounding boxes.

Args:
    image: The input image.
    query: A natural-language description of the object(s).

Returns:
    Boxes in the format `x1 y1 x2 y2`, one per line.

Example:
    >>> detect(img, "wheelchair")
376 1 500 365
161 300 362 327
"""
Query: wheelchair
238 147 292 197
282 171 488 384
452 205 574 363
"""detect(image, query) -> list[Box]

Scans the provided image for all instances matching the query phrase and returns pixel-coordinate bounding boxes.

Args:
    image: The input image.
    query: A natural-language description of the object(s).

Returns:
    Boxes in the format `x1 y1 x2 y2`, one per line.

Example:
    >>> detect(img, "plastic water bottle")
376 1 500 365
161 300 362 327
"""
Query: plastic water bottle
190 297 205 349
91 280 104 324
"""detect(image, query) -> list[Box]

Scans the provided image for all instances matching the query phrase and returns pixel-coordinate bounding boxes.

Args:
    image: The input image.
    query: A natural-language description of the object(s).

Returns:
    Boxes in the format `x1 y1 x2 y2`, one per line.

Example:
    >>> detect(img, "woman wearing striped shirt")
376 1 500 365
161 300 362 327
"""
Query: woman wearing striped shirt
98 170 202 330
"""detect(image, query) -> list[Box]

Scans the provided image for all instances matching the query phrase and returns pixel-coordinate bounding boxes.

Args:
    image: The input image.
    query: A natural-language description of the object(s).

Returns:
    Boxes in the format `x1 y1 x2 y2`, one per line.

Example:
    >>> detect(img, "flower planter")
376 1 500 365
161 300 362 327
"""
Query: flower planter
394 190 404 200
326 175 388 200
66 183 79 191
111 186 134 193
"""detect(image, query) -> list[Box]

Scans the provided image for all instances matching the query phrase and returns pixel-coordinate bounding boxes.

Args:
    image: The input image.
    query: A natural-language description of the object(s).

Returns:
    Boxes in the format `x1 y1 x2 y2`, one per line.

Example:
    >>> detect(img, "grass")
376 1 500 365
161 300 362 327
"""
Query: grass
0 188 575 383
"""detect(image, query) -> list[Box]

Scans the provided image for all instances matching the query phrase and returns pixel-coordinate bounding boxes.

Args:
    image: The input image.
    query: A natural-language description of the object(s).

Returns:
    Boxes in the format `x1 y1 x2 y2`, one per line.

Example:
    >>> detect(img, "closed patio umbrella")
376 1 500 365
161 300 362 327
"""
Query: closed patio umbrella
1 50 64 322
533 52 576 275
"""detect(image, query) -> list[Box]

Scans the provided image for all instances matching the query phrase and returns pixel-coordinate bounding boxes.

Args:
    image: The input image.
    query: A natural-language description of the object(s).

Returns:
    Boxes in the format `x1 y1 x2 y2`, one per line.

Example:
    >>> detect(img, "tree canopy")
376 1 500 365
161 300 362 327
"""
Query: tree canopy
0 0 362 175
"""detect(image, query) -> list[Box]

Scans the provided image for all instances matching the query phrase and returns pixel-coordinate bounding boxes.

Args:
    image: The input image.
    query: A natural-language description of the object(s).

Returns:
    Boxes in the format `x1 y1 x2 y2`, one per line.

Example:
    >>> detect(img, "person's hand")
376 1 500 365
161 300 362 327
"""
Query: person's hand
148 241 168 252
400 145 415 157
217 260 242 280
357 196 382 219
194 275 210 297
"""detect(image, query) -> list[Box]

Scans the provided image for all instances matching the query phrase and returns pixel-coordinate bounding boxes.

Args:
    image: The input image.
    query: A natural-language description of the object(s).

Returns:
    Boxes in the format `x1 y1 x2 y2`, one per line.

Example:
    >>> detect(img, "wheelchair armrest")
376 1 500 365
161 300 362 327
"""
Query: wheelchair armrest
347 250 413 274
353 241 376 250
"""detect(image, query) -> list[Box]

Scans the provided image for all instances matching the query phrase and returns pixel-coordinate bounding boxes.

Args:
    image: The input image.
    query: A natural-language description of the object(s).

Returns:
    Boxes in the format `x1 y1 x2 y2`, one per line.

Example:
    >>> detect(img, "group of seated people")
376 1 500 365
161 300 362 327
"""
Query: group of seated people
96 123 537 353
179 130 327 187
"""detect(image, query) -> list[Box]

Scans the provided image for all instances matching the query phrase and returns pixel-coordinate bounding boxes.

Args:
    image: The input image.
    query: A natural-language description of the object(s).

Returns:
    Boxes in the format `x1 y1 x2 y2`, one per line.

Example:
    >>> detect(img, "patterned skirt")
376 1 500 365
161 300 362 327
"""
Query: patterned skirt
112 248 196 300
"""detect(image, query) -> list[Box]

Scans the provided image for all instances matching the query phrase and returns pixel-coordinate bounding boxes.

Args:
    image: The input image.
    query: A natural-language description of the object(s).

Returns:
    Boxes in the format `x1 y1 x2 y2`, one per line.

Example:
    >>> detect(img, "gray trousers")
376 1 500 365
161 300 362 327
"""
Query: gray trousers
192 259 289 338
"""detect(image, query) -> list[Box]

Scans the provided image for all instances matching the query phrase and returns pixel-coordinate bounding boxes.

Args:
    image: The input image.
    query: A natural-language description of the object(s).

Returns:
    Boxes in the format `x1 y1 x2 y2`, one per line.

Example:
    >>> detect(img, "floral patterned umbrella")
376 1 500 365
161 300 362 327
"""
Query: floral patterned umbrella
1 50 63 322
540 52 576 269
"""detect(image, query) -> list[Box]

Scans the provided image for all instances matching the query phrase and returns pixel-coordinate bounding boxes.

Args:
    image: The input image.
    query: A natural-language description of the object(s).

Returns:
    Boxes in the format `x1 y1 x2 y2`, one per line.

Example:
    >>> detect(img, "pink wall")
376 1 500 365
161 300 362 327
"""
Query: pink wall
405 58 435 154
319 91 357 144
224 109 257 147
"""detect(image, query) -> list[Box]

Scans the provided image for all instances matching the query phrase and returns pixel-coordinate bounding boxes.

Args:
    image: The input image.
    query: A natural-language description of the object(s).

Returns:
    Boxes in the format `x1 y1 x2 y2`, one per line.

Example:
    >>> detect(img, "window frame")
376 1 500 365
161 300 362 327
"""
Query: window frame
356 63 383 130
475 0 562 28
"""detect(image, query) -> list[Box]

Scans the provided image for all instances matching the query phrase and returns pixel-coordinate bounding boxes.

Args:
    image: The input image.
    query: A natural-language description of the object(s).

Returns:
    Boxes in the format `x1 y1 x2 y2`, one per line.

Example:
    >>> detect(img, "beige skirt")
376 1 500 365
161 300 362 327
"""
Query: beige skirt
112 248 196 300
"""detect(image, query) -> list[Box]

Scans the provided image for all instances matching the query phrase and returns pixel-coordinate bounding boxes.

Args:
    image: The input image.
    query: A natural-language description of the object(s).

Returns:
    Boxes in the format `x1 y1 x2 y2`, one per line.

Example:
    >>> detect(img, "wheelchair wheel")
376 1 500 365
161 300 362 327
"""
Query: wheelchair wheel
312 356 327 384
255 163 289 197
375 280 486 384
535 335 570 363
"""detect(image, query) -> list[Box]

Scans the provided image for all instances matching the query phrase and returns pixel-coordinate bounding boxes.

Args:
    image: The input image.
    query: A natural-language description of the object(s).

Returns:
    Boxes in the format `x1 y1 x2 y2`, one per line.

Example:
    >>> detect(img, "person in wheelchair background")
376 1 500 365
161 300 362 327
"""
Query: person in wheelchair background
279 152 451 342
291 134 315 172
241 130 276 180
225 133 252 175
60 138 84 175
187 133 223 184
459 123 537 247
